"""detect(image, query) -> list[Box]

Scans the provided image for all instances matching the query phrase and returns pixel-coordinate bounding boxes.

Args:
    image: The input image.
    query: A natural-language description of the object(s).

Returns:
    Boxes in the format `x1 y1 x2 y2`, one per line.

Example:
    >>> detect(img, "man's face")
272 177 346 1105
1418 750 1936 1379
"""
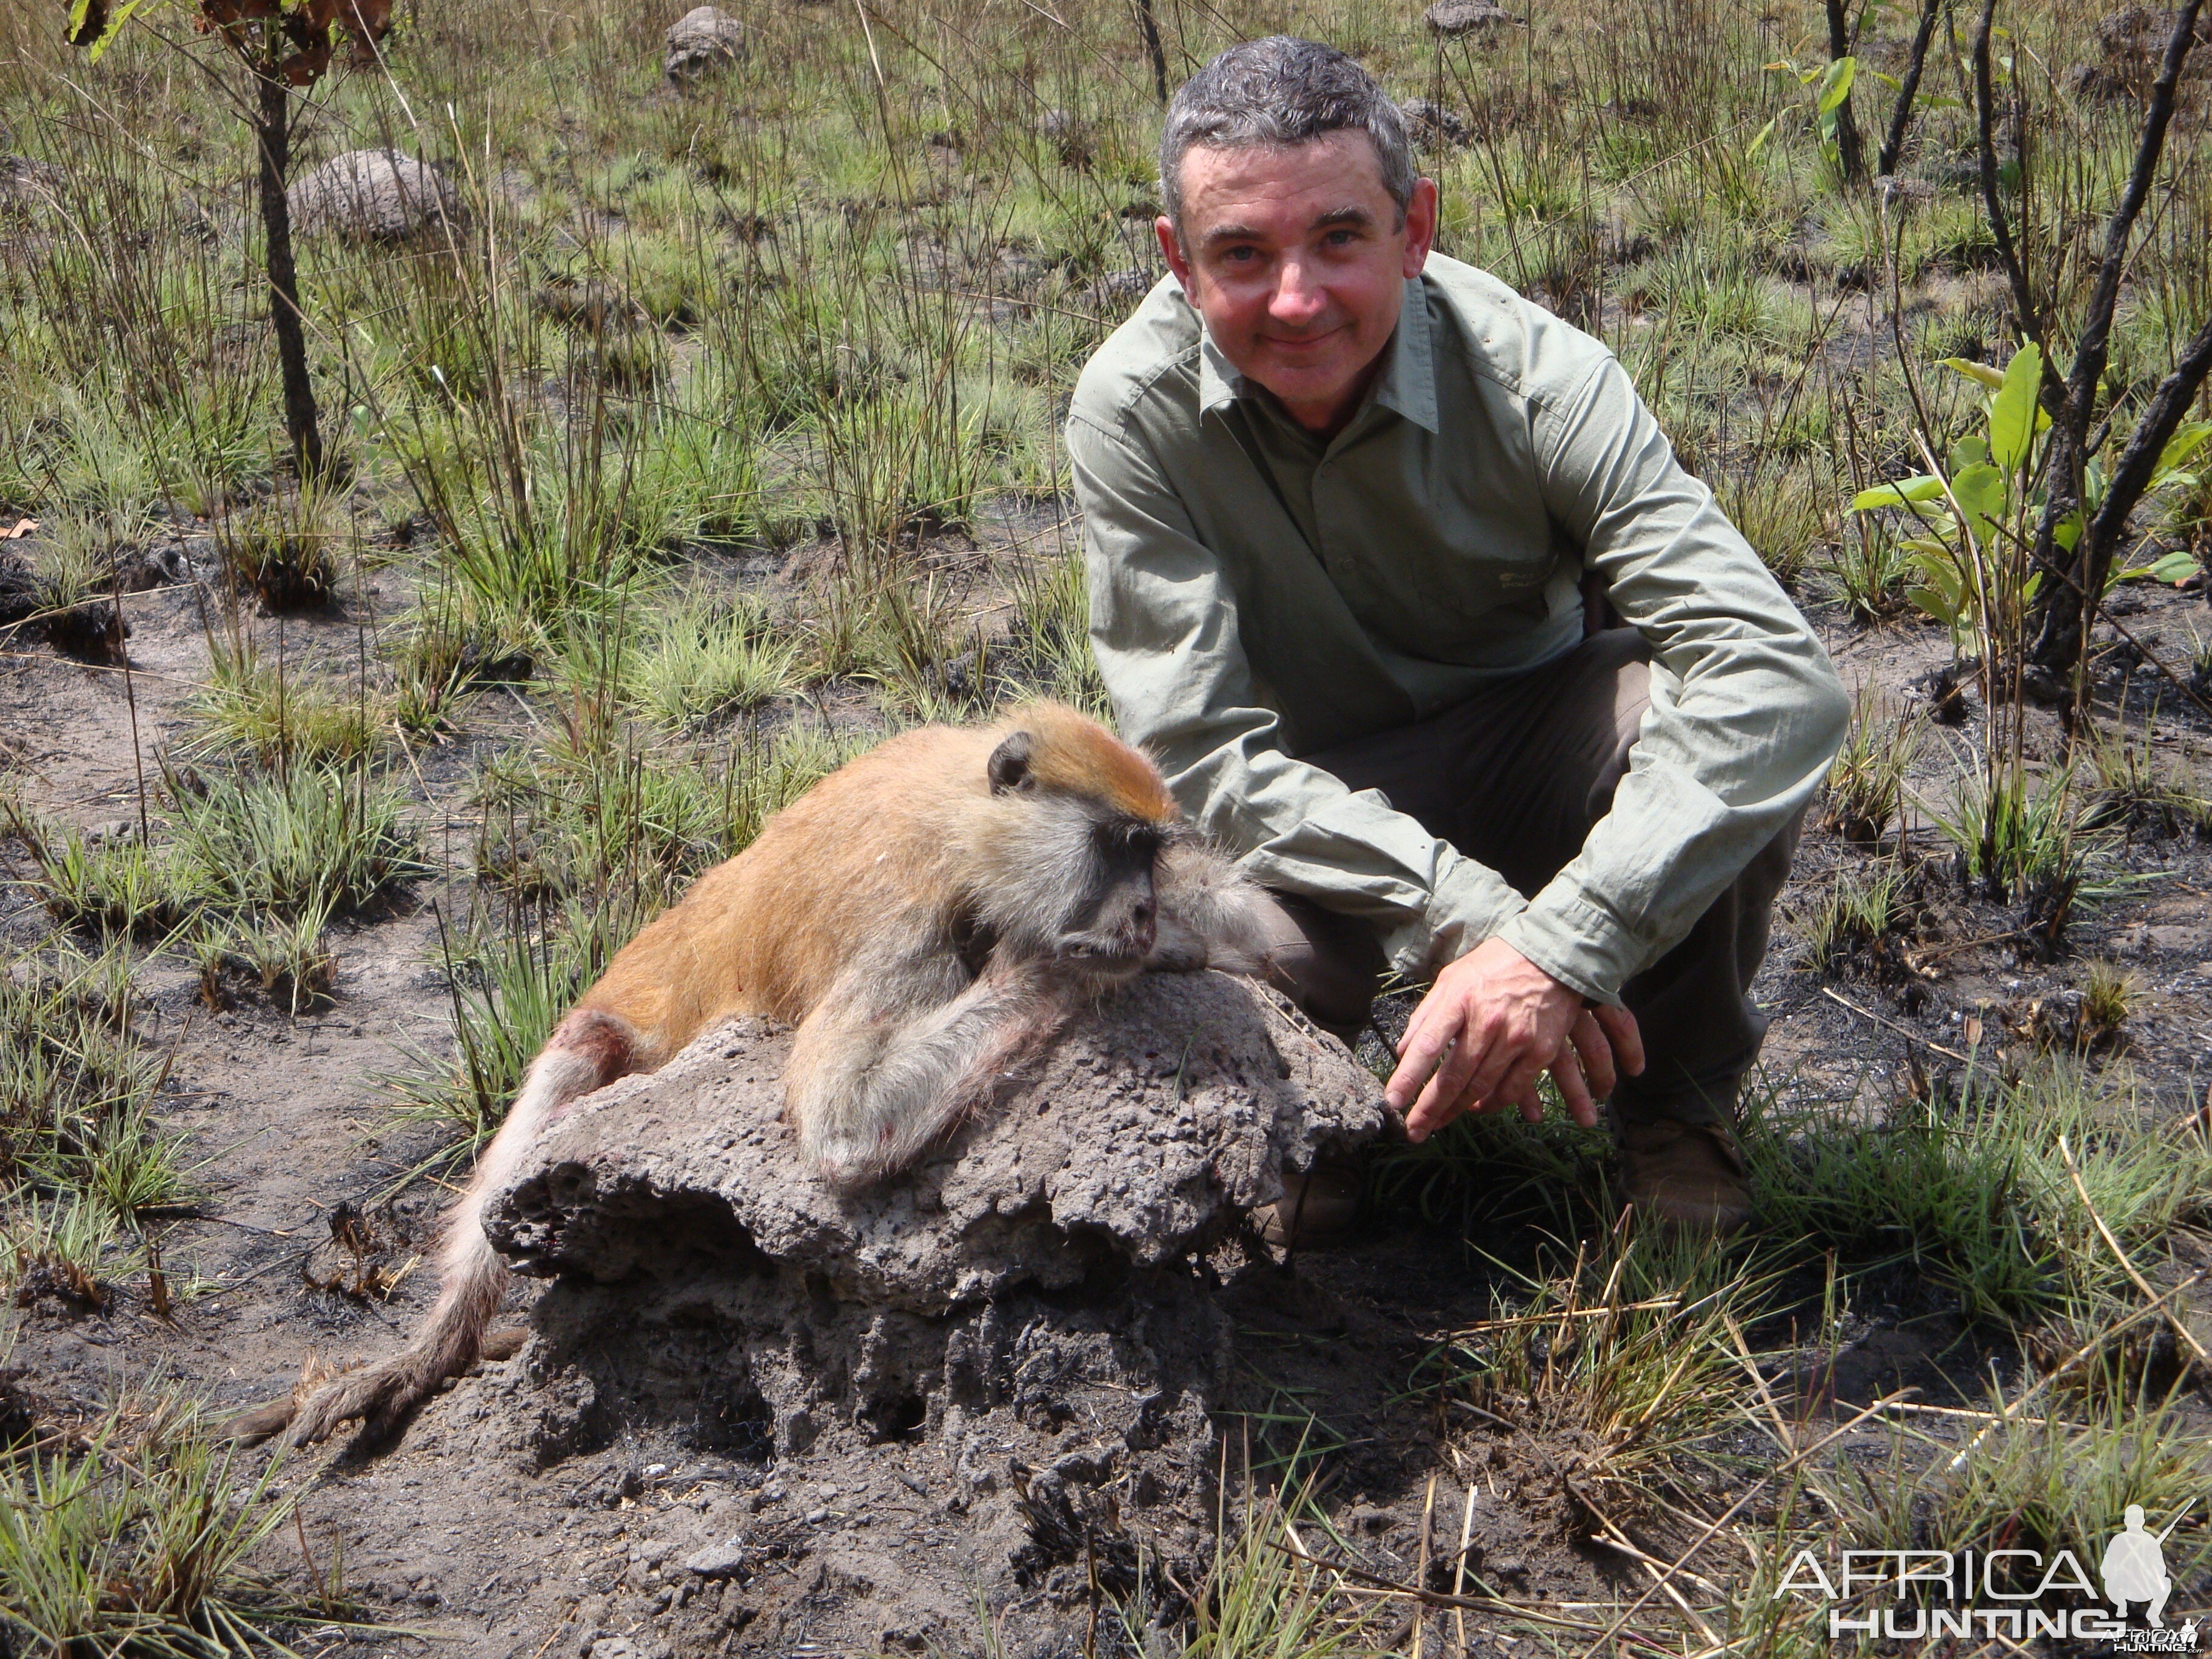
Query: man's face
1158 131 1437 437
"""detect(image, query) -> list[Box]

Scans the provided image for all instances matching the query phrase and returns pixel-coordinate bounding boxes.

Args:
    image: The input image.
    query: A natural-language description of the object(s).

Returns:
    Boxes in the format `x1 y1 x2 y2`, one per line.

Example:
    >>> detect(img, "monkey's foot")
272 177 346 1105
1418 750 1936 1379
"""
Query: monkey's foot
289 1352 446 1450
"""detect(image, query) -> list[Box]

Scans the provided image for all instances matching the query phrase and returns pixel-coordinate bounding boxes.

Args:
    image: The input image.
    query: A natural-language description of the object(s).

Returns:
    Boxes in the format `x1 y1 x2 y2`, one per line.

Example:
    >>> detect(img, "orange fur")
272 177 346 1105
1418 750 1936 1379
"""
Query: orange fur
286 702 1285 1453
574 703 1179 1052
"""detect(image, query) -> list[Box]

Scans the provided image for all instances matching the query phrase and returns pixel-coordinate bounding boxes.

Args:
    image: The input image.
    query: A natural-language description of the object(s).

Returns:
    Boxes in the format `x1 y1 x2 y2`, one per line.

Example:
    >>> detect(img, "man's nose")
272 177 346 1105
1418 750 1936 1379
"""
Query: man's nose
1269 256 1329 324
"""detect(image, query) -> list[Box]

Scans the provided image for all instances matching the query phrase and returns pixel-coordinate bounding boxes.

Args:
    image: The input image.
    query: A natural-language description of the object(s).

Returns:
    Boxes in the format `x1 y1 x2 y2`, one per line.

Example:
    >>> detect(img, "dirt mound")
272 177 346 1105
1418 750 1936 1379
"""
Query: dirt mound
287 149 464 243
389 971 1389 1649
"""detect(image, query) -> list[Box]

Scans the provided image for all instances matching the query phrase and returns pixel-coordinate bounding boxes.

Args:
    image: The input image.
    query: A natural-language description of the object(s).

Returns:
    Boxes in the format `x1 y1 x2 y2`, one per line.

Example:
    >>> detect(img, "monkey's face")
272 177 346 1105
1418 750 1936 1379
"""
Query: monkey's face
982 729 1170 979
1054 812 1165 976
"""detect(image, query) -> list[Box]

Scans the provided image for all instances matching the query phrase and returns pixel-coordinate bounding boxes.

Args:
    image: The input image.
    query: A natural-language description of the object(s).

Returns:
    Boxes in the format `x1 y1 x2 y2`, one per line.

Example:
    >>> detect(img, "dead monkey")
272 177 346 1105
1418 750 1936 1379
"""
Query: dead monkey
280 702 1290 1449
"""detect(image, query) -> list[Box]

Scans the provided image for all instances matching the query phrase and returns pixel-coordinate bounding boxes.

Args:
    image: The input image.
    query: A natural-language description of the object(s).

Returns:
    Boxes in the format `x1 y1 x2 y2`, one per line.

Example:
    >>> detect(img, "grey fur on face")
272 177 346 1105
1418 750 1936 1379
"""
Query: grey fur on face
1158 36 1415 240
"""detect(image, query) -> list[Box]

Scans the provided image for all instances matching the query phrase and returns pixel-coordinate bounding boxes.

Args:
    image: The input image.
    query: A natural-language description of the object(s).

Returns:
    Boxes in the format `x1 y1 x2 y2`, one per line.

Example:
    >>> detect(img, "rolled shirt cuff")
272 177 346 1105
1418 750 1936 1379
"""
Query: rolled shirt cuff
1495 886 1644 1007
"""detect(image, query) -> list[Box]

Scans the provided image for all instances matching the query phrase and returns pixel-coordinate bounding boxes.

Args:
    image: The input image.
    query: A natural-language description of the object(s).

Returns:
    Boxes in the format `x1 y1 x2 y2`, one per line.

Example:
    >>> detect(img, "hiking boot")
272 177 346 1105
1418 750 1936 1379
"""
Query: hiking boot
1255 1156 1363 1248
1616 1116 1755 1235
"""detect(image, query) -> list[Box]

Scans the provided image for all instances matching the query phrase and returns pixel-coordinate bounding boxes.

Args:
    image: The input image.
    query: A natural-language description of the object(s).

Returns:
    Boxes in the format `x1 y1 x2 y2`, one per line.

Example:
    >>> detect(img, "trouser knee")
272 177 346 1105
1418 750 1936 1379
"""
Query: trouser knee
1258 891 1386 1040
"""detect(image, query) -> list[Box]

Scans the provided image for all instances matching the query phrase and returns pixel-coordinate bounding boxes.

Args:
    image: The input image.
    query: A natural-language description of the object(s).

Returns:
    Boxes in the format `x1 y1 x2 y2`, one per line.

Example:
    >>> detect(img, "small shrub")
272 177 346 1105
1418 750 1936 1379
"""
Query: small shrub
10 823 210 941
2083 719 2210 840
168 763 420 919
0 1391 313 1655
1742 1061 2212 1324
0 946 182 1221
1822 686 1921 845
1417 1238 1773 1506
1933 761 2098 905
1714 458 1832 588
1820 513 1909 622
185 640 389 769
388 893 648 1155
213 488 347 612
2078 959 2133 1045
1 1191 129 1312
625 592 802 730
999 552 1107 714
194 900 340 1016
1797 863 1915 979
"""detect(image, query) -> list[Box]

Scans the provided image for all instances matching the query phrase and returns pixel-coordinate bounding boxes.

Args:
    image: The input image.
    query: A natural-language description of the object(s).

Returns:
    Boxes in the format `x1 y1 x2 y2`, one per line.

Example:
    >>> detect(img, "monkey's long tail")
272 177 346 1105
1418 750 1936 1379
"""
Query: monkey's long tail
276 1009 640 1450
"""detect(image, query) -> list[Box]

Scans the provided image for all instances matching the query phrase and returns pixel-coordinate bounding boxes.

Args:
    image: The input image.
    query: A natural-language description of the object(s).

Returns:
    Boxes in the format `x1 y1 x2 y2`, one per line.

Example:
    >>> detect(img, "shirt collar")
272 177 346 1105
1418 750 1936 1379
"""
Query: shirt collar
1195 275 1439 436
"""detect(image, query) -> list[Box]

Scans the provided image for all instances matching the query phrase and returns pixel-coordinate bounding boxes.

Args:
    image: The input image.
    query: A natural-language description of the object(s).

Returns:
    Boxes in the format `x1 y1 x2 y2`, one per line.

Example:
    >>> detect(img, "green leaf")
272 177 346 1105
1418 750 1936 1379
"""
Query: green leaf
1868 69 1902 90
1848 476 1946 512
1949 434 1990 474
1818 56 1858 112
2054 509 2083 553
1949 463 2006 544
67 0 110 48
1746 115 1781 159
2155 420 2212 477
1988 343 2042 471
1940 358 2008 394
2119 550 2204 585
69 0 154 58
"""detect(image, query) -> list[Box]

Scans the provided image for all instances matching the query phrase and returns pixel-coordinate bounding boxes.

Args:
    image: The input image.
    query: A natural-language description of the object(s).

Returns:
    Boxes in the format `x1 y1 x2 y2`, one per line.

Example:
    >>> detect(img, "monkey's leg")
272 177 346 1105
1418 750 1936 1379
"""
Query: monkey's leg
786 962 1062 1185
285 1007 642 1449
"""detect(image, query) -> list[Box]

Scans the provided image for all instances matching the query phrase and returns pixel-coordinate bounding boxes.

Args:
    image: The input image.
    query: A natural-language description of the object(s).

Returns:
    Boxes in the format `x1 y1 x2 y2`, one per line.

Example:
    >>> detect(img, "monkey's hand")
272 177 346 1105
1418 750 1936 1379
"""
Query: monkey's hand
1147 838 1295 978
787 957 1063 1185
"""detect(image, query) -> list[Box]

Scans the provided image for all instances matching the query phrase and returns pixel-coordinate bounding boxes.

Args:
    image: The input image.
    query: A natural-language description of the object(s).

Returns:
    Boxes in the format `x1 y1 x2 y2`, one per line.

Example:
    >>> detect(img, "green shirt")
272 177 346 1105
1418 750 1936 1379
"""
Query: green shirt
1065 253 1849 1003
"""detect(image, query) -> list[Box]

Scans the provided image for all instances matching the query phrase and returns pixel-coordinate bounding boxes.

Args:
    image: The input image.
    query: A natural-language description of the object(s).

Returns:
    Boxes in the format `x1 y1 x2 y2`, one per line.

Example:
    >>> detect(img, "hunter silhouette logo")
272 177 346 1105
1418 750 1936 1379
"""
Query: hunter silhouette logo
1775 1500 2200 1645
2104 1505 2179 1627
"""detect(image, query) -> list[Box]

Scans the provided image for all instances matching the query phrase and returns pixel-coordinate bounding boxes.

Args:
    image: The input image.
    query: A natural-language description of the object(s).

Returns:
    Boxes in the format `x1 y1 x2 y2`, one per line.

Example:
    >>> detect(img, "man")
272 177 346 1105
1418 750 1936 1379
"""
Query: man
1065 37 1849 1233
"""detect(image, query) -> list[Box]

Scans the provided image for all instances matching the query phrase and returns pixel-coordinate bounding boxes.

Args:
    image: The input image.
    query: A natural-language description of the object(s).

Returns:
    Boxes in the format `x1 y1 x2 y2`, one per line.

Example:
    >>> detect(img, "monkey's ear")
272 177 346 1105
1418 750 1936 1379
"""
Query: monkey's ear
987 731 1036 794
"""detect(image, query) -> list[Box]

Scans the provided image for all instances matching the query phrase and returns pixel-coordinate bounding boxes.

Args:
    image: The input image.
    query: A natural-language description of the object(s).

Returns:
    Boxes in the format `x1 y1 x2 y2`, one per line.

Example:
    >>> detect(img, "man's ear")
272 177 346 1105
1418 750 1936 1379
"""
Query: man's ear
1156 213 1195 298
1401 176 1439 279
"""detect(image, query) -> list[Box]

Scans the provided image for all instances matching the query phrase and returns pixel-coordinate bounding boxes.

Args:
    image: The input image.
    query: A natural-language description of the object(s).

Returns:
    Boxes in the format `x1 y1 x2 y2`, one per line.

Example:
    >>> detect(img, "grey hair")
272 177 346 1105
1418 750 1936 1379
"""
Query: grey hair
1158 37 1414 236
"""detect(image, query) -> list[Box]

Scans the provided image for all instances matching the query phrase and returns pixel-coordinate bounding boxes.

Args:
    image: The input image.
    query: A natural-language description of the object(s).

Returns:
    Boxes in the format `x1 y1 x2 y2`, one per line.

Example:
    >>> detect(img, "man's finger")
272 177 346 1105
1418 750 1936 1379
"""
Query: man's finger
1386 1000 1458 1111
1460 1013 1539 1107
1550 1039 1598 1129
1568 1010 1616 1102
1594 1004 1646 1076
1479 1053 1546 1124
1408 1025 1496 1141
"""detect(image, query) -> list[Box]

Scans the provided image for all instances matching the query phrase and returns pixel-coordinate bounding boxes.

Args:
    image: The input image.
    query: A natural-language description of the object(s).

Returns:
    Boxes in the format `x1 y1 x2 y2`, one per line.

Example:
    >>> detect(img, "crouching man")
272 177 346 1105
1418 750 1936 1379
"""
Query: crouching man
1067 37 1848 1234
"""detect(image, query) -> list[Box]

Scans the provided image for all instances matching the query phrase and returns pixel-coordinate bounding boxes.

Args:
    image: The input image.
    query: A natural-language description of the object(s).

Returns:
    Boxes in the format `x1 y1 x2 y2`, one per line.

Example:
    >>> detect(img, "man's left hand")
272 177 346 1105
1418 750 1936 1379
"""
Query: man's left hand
1384 937 1644 1140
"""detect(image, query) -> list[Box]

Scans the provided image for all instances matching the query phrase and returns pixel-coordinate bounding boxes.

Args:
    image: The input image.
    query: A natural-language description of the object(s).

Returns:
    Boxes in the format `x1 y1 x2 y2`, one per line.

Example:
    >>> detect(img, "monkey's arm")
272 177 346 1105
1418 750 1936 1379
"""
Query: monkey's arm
1146 837 1295 977
786 954 1064 1185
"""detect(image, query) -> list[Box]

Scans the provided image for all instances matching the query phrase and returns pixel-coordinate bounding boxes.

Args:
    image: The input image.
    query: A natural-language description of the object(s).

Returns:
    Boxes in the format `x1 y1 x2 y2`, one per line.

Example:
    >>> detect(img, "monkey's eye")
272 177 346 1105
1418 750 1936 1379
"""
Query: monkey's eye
1096 818 1164 862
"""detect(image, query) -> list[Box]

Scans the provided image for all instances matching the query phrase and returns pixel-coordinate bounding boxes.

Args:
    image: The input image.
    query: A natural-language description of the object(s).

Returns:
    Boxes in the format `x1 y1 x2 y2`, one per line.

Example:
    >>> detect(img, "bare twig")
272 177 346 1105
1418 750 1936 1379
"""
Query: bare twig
1879 0 1948 175
2057 1133 2211 1368
1825 0 1867 179
1576 1389 1917 1658
1820 986 1972 1062
2024 0 2208 686
1971 0 2043 358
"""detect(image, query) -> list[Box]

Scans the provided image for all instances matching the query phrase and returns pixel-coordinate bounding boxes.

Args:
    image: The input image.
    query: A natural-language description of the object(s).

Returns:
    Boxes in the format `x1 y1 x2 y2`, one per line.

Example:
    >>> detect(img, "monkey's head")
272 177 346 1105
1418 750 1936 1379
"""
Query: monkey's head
969 705 1182 981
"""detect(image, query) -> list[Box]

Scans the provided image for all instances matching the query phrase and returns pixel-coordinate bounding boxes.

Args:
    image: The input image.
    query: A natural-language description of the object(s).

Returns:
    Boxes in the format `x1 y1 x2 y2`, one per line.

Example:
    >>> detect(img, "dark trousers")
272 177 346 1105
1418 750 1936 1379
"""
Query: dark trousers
1265 629 1801 1128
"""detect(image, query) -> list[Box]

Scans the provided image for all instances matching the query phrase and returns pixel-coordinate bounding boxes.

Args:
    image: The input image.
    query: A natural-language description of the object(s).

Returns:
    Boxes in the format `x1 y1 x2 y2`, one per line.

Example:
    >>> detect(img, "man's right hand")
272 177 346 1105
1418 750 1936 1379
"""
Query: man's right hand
1384 937 1643 1141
